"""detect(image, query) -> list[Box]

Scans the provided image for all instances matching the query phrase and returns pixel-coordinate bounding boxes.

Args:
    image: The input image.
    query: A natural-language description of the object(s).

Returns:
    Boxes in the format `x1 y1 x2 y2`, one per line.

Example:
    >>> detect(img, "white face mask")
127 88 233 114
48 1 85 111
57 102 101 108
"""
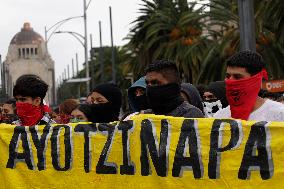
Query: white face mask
203 100 223 117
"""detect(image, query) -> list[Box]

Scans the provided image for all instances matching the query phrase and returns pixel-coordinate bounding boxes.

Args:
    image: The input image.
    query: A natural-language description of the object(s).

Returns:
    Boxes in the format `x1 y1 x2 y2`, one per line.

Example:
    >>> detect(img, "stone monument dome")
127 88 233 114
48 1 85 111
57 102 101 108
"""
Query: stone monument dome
10 23 44 45
3 22 56 105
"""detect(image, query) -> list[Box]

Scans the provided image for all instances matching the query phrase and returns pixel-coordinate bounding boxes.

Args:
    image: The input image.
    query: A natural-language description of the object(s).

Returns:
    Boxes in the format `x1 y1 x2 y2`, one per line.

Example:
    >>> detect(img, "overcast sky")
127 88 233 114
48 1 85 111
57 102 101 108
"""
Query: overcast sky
0 0 140 83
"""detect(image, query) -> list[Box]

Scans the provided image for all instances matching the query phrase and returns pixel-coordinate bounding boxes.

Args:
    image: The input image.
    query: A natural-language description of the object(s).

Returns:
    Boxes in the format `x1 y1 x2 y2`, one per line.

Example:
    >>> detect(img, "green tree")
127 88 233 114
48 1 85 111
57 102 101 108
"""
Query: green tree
197 0 284 83
125 0 210 84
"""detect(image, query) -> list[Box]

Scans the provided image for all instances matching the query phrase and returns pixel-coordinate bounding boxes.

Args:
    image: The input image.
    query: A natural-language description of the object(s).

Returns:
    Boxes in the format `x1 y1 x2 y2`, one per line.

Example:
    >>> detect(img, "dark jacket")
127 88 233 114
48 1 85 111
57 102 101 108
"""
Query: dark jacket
144 101 204 118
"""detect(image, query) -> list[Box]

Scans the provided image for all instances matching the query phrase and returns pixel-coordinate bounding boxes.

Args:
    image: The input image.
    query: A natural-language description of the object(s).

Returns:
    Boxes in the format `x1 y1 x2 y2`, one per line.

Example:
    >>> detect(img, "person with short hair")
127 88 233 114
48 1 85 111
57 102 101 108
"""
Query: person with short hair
13 74 55 126
214 51 284 121
1 98 17 123
144 60 204 118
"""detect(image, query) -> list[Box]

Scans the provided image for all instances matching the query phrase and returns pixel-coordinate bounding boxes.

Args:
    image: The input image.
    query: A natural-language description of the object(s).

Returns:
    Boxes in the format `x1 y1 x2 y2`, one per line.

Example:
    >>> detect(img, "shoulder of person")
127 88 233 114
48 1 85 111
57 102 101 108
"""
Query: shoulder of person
261 99 284 122
179 102 204 118
264 99 284 110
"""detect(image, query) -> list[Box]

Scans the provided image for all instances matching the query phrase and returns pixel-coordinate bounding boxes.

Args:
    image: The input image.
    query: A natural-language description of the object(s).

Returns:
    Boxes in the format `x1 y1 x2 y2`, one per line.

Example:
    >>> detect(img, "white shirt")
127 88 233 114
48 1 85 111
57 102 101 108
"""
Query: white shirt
214 99 284 122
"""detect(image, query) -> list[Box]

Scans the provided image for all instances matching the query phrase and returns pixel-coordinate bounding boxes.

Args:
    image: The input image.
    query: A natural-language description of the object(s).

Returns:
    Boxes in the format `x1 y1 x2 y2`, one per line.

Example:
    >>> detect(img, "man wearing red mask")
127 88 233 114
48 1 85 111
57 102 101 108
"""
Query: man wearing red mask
214 51 284 121
13 74 55 126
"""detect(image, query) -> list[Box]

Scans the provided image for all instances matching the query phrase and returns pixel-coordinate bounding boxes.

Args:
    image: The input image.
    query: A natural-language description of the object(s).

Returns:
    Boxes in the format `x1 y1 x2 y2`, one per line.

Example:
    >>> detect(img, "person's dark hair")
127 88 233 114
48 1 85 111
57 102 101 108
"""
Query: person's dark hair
13 74 48 103
78 104 94 122
206 81 228 107
226 51 265 75
196 84 206 99
59 99 79 115
145 60 181 84
4 98 16 108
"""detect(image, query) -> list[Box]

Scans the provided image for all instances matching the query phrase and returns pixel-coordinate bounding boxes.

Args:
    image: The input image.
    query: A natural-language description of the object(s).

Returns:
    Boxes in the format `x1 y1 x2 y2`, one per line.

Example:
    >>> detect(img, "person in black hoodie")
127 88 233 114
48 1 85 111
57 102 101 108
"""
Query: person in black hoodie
180 83 204 114
90 83 122 122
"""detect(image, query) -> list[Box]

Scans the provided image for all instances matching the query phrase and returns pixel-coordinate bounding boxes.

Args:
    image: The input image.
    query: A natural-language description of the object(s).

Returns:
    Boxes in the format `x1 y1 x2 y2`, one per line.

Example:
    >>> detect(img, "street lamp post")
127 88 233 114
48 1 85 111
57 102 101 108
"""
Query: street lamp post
83 0 90 93
46 0 92 96
45 16 83 106
55 30 90 96
238 0 256 52
44 16 83 46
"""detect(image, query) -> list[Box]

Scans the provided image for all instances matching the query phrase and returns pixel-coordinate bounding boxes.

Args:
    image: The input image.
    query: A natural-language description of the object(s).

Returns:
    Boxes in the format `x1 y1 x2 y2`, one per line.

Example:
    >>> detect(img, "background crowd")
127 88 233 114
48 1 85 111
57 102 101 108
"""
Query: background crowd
0 51 284 126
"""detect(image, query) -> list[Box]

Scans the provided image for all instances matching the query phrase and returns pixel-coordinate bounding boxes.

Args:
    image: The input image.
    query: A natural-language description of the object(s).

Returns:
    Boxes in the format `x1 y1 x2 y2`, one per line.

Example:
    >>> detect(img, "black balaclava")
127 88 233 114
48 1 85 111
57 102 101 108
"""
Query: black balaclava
128 76 148 112
133 94 148 111
92 83 122 122
146 83 184 115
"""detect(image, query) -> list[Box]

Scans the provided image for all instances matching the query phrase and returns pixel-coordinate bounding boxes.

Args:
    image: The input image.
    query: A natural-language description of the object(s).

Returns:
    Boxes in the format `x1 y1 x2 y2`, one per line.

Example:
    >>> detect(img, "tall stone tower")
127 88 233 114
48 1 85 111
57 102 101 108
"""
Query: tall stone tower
3 22 55 105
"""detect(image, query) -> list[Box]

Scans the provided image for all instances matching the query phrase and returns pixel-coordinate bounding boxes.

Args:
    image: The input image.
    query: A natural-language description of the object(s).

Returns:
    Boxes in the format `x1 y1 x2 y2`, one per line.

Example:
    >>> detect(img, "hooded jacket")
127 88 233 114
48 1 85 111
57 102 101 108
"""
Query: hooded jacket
127 77 147 112
181 83 204 114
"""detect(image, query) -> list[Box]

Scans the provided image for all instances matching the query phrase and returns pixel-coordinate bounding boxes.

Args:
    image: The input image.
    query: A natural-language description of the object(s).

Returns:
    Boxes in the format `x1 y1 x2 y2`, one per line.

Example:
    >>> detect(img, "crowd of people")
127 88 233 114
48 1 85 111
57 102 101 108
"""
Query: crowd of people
0 50 284 126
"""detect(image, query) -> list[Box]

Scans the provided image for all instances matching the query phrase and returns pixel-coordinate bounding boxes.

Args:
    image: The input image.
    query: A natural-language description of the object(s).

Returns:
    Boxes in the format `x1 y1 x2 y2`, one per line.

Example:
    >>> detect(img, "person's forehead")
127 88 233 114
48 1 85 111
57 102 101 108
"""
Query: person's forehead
91 92 104 98
3 103 12 108
135 87 145 91
146 71 165 80
226 66 248 74
203 91 214 96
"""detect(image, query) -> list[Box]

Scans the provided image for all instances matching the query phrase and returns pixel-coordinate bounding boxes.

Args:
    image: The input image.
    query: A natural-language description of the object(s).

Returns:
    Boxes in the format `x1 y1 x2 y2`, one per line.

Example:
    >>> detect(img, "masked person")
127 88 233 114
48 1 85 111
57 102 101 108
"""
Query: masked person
144 60 204 118
13 74 55 126
56 99 79 123
203 81 228 117
128 76 148 112
88 83 122 122
214 51 284 121
1 98 18 124
71 104 92 122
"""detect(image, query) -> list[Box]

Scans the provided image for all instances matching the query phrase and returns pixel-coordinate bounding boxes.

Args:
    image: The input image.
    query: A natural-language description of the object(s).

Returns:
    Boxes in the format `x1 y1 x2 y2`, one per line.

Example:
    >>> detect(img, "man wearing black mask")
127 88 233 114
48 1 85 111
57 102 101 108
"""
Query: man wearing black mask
128 76 148 112
90 83 122 122
144 60 204 118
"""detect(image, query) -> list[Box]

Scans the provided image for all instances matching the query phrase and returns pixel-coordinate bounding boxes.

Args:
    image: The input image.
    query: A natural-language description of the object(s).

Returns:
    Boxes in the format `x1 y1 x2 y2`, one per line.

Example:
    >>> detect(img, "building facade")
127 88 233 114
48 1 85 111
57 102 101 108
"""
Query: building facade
2 22 55 105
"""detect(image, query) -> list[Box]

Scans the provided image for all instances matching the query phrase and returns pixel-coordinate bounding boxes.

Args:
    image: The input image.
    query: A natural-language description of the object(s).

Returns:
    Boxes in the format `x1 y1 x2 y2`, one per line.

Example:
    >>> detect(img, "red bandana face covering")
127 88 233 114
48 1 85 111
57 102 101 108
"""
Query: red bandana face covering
225 69 268 120
16 102 50 126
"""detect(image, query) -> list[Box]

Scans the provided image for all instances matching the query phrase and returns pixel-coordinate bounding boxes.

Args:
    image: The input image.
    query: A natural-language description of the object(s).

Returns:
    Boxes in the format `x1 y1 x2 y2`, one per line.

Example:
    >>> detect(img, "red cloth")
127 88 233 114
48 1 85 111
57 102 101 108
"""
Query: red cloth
225 69 267 120
57 114 72 124
16 103 49 126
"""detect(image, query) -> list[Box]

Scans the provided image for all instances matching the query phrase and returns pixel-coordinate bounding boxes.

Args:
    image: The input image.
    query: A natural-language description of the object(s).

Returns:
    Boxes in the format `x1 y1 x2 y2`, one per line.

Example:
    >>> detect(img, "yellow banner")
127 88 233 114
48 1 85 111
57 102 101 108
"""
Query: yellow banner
0 114 283 188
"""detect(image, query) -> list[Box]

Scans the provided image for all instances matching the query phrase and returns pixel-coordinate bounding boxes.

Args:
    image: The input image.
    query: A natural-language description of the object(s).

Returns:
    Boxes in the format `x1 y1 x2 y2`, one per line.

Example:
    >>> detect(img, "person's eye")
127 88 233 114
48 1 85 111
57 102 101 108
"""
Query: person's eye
235 75 243 80
151 80 159 86
225 73 230 79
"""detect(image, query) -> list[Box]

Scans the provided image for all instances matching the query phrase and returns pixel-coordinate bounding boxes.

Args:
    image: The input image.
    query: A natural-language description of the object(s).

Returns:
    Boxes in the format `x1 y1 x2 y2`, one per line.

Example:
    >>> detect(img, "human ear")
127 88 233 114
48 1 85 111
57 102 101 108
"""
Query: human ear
33 97 41 106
